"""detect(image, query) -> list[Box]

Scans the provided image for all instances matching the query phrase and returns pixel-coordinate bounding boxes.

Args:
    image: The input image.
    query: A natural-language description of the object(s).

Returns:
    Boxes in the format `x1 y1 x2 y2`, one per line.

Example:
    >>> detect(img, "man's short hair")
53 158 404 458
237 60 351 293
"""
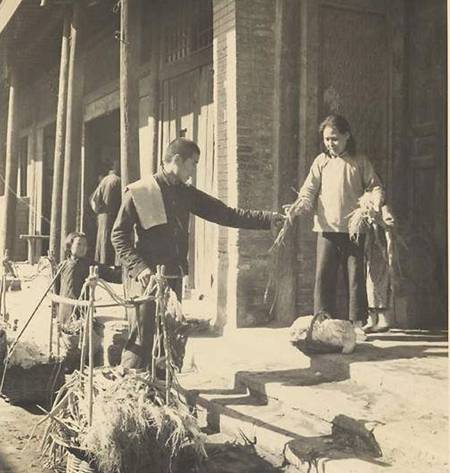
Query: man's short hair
163 138 200 163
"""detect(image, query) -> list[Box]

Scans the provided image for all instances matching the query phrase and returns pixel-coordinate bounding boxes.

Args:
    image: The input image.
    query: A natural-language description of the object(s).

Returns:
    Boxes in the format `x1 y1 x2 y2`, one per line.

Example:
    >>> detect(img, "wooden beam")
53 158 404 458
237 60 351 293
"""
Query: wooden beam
272 0 301 325
120 0 141 187
60 0 85 260
0 66 20 259
49 8 70 262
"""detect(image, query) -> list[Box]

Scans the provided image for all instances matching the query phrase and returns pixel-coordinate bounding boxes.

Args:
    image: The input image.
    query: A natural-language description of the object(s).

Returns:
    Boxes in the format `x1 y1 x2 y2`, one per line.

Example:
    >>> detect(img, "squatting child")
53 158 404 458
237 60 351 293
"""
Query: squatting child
56 232 121 329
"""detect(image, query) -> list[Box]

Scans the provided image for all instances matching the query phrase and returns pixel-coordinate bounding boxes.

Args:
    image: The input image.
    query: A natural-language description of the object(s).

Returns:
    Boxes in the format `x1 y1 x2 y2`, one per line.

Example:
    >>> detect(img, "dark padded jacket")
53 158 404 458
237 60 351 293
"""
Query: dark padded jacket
111 171 272 278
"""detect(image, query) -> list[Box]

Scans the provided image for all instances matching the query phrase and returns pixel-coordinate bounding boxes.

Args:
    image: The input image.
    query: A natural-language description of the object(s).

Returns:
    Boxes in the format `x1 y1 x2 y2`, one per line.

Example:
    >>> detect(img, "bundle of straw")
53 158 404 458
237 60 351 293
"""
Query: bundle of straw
347 190 394 242
270 195 311 252
40 368 206 473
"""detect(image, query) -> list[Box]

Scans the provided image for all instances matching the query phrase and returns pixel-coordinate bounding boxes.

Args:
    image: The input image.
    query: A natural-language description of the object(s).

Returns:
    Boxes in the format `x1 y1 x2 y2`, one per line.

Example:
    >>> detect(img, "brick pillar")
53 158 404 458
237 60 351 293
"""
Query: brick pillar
213 0 277 329
213 0 238 329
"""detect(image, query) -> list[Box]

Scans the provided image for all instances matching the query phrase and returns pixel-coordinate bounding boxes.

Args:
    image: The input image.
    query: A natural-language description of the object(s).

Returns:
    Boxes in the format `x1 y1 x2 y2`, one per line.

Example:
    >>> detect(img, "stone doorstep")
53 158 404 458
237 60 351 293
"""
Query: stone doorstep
189 386 449 473
190 389 394 473
230 345 449 416
181 355 447 472
348 361 448 414
232 370 448 467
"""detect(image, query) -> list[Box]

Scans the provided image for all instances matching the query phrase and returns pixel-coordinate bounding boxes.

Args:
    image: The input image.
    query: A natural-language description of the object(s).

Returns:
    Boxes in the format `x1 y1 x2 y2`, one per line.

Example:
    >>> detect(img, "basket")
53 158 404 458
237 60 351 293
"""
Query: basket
293 313 343 355
66 450 97 473
0 361 64 405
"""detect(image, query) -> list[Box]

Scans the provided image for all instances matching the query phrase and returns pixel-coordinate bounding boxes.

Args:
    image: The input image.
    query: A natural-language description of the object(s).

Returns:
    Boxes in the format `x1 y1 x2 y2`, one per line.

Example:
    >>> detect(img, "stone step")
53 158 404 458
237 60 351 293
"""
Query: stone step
191 387 449 473
182 364 448 472
188 384 403 472
181 330 448 472
234 370 448 467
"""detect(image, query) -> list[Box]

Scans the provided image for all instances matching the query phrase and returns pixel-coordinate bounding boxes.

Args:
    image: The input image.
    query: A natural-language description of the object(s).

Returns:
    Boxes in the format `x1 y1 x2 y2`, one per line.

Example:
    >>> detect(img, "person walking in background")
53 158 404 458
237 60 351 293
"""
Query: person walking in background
112 138 284 370
90 159 121 265
287 114 384 339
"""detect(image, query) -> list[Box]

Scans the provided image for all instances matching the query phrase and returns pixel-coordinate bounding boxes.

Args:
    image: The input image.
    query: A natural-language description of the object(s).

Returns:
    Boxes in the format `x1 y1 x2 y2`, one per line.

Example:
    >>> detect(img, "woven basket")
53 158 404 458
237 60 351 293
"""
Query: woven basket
294 313 343 355
0 362 64 405
66 450 97 473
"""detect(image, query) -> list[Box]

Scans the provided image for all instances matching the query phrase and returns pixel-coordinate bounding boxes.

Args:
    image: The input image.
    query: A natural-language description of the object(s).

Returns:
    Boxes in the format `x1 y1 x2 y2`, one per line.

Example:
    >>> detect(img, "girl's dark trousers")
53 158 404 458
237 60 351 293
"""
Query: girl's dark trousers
314 232 367 322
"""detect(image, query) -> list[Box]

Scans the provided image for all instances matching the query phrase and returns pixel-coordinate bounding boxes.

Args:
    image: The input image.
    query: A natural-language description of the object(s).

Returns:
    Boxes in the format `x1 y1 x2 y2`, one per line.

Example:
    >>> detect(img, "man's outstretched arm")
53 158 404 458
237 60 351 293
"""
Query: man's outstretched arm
188 186 278 230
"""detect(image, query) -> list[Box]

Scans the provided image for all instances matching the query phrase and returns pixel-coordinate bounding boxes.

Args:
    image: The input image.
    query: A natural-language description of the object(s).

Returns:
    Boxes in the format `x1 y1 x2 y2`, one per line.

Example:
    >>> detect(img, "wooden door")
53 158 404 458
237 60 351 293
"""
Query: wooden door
401 0 447 328
160 64 215 297
300 0 447 327
299 0 392 318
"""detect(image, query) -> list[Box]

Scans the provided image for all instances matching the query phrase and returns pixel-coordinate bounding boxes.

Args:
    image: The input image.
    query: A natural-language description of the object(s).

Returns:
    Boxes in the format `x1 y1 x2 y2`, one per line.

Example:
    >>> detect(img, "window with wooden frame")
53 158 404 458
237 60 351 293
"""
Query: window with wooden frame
162 0 213 64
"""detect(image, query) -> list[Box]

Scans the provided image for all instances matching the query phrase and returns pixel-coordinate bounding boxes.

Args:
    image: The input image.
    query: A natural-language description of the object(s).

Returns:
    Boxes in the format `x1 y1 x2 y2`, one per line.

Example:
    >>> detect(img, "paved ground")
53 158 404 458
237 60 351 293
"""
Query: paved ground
0 264 448 473
0 264 285 473
180 327 449 472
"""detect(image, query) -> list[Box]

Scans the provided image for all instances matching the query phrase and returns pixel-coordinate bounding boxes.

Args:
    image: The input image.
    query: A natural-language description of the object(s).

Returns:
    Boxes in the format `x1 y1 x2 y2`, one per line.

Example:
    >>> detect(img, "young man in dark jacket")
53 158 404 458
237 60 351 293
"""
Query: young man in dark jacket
111 138 283 369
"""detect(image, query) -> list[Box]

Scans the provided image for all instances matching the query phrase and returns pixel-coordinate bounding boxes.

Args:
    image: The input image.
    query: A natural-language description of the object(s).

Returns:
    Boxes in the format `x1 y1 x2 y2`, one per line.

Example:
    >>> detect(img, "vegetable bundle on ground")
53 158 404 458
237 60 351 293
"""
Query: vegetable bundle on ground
40 368 207 473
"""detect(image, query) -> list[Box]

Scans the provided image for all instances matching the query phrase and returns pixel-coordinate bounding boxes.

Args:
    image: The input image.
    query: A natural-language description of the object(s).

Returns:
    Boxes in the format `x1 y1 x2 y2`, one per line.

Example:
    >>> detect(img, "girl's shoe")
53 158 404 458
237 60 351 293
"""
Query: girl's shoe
362 311 378 333
372 324 390 333
372 311 391 333
353 322 367 341
363 325 378 334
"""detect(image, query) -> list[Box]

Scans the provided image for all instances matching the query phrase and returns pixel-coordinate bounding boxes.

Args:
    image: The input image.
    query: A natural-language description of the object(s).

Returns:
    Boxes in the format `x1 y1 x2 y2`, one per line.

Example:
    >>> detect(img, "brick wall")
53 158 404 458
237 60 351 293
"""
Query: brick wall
235 0 276 326
213 0 237 328
213 0 277 328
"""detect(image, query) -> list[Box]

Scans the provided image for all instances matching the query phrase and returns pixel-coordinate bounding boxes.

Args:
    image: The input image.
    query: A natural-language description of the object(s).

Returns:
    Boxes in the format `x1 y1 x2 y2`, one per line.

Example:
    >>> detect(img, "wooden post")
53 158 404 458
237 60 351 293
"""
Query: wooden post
0 65 19 259
87 265 97 426
149 3 161 174
272 0 301 324
60 0 85 260
50 9 71 262
120 0 141 187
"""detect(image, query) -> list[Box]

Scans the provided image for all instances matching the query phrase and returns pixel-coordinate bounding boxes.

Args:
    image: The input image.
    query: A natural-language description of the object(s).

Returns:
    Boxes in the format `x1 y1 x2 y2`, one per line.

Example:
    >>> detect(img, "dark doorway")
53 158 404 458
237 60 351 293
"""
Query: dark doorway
83 109 120 259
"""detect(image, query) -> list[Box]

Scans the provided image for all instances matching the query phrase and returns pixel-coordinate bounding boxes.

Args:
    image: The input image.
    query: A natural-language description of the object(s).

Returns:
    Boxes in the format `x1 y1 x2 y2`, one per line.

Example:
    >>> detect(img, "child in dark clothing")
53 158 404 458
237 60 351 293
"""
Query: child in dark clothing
57 232 121 329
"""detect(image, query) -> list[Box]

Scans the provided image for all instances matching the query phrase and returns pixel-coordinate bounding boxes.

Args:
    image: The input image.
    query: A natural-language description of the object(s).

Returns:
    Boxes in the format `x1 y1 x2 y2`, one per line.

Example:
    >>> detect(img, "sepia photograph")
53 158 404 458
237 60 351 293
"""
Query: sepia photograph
0 0 447 472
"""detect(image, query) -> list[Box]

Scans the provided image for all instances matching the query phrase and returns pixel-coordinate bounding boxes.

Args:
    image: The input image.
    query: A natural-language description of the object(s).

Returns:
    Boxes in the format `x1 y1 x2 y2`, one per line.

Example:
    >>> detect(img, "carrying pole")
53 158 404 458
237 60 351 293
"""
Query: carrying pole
87 265 97 426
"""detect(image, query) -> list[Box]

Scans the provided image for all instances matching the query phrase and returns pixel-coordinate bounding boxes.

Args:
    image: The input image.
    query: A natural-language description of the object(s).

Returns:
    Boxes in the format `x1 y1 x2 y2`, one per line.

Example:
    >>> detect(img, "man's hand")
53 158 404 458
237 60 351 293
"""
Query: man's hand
137 267 152 289
283 198 312 224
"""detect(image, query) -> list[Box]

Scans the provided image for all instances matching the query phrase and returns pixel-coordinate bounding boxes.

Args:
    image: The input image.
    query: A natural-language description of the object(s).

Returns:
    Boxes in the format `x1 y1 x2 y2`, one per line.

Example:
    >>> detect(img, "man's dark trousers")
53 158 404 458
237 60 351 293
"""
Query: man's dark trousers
121 275 182 370
314 232 367 322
